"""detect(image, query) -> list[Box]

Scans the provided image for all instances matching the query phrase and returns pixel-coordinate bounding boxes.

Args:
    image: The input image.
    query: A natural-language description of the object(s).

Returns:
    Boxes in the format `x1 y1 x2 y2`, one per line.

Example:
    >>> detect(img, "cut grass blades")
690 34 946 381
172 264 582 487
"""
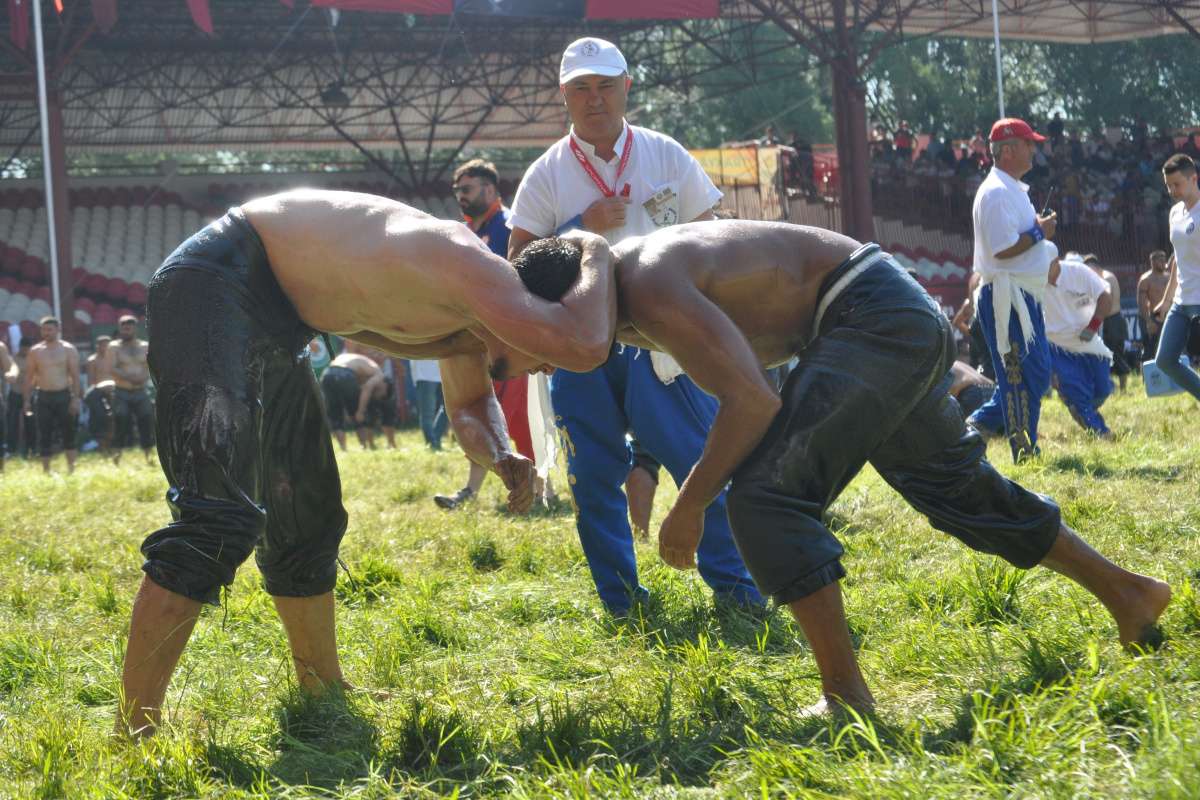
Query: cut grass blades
962 558 1026 625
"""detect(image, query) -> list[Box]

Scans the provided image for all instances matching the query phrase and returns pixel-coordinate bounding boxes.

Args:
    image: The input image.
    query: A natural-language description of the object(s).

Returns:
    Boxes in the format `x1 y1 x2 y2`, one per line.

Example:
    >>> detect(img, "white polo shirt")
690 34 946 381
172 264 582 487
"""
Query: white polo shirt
1169 198 1200 305
972 167 1052 278
509 121 722 244
1043 258 1111 357
408 359 441 384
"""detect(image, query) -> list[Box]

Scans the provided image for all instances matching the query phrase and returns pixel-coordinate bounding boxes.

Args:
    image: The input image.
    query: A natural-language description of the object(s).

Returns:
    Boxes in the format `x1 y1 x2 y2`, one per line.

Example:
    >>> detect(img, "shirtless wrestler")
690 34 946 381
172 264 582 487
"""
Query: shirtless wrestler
23 316 82 474
493 221 1171 717
108 315 155 463
117 189 615 736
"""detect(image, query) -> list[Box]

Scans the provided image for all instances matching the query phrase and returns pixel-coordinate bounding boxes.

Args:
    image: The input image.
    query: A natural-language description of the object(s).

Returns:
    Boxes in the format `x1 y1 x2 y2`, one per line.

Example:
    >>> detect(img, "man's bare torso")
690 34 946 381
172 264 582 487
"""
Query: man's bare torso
110 340 148 390
1100 270 1122 317
1140 270 1170 311
86 350 113 385
243 190 496 356
329 352 381 384
612 220 860 366
30 341 76 391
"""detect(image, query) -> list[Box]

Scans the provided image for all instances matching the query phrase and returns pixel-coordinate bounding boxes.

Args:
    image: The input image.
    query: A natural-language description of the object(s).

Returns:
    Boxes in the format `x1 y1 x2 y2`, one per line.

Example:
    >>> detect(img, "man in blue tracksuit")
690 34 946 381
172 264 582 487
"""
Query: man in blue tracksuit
507 37 762 613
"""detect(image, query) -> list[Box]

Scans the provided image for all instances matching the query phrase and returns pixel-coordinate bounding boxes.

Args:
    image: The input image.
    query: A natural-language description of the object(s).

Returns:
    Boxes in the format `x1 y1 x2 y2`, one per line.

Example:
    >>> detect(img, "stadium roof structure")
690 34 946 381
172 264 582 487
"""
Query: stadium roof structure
2 0 1199 329
3 0 1198 167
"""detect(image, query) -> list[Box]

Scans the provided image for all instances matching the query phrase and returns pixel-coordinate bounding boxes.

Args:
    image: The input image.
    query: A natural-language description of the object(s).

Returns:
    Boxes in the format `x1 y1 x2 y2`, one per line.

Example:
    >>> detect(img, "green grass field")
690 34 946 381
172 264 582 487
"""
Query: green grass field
1 385 1199 798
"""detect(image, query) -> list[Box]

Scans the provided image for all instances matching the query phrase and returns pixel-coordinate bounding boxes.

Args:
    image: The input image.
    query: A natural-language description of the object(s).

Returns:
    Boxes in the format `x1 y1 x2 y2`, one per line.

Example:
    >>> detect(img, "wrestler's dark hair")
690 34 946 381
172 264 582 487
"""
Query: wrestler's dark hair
39 315 59 327
1163 153 1196 176
1082 253 1099 265
513 237 582 302
19 337 33 347
453 158 499 188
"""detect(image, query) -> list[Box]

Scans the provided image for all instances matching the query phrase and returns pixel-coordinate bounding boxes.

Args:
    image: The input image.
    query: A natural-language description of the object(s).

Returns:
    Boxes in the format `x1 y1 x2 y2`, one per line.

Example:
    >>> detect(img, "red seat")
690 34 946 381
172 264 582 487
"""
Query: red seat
75 296 96 313
126 283 147 305
83 274 108 295
93 304 117 324
19 319 39 339
105 277 128 301
0 276 17 292
19 256 43 282
33 286 51 302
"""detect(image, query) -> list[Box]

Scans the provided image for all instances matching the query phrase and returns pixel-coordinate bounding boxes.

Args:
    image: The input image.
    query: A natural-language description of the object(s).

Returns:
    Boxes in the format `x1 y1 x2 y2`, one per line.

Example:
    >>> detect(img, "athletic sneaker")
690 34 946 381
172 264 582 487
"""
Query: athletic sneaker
433 486 475 510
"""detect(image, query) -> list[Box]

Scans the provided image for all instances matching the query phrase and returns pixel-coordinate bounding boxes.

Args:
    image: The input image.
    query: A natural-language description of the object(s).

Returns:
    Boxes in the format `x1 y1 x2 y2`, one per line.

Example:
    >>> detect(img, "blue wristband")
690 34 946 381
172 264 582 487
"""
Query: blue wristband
555 214 584 236
1023 223 1044 244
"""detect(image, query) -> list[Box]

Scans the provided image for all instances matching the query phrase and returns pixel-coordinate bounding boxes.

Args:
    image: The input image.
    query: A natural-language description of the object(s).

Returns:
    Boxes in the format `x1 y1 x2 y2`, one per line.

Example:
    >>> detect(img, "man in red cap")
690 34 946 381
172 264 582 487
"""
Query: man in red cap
965 118 1058 462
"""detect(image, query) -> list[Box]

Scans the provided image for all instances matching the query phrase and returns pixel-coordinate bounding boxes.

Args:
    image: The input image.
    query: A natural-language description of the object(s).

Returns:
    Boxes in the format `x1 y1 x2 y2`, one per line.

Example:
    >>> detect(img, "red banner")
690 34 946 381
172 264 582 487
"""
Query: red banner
91 0 117 32
187 0 213 33
585 0 717 18
311 0 453 12
8 0 30 51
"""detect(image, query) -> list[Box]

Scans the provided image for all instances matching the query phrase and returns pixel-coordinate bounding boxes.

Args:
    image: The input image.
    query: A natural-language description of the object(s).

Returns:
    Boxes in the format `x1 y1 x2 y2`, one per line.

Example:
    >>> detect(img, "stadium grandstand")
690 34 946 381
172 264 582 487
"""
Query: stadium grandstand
2 0 1200 338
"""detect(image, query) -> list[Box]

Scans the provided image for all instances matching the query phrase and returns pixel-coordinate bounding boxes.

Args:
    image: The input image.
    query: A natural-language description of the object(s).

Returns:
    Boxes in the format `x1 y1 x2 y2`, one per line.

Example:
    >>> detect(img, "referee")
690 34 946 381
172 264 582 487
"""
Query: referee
965 118 1059 462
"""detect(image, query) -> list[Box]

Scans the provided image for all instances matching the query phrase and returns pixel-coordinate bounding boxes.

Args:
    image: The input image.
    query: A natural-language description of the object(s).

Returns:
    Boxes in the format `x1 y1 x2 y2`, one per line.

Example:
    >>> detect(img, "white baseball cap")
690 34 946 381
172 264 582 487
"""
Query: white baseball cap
559 37 628 85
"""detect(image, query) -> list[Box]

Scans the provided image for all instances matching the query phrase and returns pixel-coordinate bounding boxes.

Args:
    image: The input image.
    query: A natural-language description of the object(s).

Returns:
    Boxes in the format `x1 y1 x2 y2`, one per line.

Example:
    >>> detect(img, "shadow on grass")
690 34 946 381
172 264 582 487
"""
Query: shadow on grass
267 688 383 789
602 594 800 656
1045 455 1182 482
922 634 1084 755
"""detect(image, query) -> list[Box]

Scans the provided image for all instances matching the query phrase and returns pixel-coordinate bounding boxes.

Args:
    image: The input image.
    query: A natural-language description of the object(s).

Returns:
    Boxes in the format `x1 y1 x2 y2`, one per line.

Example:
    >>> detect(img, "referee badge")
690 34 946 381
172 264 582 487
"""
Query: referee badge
643 185 680 228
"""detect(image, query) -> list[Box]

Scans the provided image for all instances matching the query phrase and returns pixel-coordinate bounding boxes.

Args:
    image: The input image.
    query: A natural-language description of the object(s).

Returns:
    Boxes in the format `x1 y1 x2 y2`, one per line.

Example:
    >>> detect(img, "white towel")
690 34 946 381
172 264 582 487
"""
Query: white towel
976 239 1057 355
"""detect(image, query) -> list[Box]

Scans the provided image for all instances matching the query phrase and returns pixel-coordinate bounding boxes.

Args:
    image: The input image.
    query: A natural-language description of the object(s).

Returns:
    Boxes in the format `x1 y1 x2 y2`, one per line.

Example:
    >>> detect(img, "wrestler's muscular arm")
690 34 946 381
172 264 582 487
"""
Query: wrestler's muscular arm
22 347 39 412
440 350 534 513
626 274 782 570
1153 254 1178 321
67 345 81 415
355 372 383 424
465 232 616 371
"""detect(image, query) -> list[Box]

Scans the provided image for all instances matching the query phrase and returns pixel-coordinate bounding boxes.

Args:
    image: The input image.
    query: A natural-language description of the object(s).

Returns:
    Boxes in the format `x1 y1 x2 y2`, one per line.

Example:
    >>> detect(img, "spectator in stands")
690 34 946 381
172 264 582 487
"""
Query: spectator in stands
1152 153 1200 402
1138 250 1171 359
870 124 893 160
5 337 33 459
0 339 11 472
893 121 914 162
1084 253 1130 390
110 315 155 464
758 125 780 146
435 158 548 511
966 118 1058 462
506 36 762 615
1044 254 1115 436
86 335 114 387
23 316 82 474
84 379 117 459
969 130 988 161
1047 112 1065 145
409 359 447 452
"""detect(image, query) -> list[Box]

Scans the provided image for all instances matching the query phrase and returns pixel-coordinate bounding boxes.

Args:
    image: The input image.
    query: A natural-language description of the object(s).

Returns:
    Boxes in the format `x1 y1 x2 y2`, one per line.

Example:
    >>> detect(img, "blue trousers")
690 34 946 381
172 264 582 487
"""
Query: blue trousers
550 346 763 614
1050 345 1112 434
1154 302 1200 402
414 380 448 450
967 284 1052 462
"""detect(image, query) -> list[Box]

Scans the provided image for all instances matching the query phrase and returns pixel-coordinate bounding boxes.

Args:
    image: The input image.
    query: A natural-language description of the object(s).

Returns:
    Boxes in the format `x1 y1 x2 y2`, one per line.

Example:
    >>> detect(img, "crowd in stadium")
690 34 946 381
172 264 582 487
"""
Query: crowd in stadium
868 116 1200 243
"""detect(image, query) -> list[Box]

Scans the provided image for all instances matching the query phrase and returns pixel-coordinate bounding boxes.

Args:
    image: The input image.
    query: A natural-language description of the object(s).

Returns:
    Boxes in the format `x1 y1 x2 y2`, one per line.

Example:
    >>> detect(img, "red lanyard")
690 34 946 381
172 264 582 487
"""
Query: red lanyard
569 129 633 198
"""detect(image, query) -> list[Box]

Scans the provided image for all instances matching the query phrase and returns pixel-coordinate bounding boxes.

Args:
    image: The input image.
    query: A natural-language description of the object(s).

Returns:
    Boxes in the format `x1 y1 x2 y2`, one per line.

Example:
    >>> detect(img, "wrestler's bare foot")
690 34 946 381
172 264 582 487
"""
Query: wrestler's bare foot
798 693 875 722
1111 575 1172 650
338 681 394 702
